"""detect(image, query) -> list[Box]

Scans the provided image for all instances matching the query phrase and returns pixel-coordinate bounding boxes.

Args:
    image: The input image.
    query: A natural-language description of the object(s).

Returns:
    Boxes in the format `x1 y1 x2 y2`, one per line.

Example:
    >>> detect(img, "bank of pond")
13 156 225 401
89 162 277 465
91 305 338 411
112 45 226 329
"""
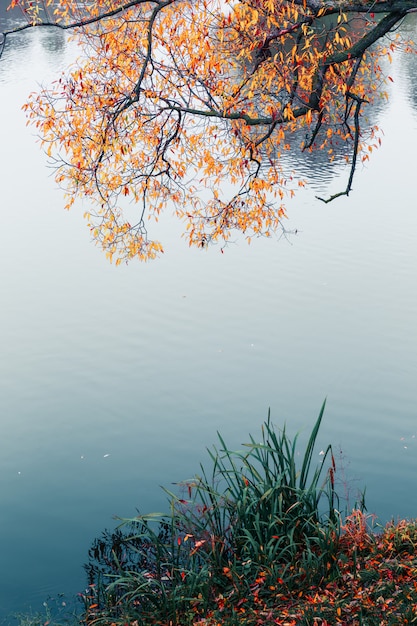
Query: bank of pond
12 404 417 625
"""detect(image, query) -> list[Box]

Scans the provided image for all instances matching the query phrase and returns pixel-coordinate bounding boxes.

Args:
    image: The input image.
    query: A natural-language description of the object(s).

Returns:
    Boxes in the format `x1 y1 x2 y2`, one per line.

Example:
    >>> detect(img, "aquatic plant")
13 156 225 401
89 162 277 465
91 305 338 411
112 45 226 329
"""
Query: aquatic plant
82 401 340 624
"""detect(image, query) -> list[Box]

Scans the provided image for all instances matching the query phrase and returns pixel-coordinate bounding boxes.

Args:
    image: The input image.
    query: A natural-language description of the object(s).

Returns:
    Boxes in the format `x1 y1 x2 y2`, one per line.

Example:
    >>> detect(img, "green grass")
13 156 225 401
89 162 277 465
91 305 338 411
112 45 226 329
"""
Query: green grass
82 401 342 624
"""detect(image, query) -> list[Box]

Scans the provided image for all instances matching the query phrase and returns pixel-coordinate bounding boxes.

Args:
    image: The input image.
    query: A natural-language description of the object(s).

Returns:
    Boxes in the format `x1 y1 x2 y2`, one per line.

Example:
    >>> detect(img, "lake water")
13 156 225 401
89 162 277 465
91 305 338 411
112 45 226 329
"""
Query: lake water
1 8 417 621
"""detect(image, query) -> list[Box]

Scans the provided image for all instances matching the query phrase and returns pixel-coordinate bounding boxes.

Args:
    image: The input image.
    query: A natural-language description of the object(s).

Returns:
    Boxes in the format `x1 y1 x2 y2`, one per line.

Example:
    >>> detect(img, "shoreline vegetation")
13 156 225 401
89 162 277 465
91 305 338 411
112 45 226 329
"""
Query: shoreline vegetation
14 403 417 625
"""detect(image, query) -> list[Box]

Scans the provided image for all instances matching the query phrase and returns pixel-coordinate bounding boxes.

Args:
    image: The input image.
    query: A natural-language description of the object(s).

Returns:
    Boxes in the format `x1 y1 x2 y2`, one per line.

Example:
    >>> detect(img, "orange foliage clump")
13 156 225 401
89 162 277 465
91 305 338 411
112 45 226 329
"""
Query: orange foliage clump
7 0 412 261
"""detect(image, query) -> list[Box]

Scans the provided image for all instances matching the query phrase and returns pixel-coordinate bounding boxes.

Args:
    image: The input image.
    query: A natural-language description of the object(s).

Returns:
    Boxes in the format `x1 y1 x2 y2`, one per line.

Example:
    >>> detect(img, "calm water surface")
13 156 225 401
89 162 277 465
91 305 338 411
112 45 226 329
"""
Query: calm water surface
1 11 417 620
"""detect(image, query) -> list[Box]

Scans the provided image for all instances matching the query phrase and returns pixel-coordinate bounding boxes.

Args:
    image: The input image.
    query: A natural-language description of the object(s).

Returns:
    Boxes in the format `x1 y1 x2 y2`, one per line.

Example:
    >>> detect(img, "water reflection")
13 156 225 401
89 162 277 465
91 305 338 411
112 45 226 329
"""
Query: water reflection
0 0 67 72
396 14 417 114
0 29 68 85
38 27 66 55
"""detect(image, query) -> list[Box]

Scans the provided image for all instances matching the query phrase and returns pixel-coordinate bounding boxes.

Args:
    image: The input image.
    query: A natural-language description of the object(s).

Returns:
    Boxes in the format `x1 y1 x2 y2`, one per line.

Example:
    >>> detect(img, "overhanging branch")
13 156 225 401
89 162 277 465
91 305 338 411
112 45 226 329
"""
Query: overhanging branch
316 92 367 203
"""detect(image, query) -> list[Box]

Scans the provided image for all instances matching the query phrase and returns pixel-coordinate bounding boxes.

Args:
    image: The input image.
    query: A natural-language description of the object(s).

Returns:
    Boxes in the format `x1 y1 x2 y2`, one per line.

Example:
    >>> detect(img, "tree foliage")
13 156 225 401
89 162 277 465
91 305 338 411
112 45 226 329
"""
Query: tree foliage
2 0 416 262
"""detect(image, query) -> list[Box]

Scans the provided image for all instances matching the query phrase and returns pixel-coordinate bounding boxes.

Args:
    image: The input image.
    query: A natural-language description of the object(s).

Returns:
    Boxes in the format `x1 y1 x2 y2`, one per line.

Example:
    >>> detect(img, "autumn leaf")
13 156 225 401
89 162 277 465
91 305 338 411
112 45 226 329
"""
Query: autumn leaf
7 0 411 262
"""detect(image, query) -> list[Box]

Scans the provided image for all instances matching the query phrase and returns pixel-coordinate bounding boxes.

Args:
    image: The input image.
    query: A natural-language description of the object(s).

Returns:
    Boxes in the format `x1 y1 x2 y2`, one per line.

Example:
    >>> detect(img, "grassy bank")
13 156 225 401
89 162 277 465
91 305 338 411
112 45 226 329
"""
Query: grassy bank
11 403 417 626
75 402 417 626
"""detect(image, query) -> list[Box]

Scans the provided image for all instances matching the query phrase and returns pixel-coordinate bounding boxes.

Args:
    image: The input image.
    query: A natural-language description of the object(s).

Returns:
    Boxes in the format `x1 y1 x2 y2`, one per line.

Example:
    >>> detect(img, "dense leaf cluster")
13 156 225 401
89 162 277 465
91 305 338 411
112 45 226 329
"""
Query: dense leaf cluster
2 0 416 261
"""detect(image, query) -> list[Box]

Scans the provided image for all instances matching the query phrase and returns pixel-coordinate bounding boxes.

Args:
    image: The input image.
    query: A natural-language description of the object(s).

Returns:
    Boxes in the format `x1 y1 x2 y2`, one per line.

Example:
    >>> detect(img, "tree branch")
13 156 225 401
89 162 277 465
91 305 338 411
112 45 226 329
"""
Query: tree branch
316 92 366 203
0 0 172 58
